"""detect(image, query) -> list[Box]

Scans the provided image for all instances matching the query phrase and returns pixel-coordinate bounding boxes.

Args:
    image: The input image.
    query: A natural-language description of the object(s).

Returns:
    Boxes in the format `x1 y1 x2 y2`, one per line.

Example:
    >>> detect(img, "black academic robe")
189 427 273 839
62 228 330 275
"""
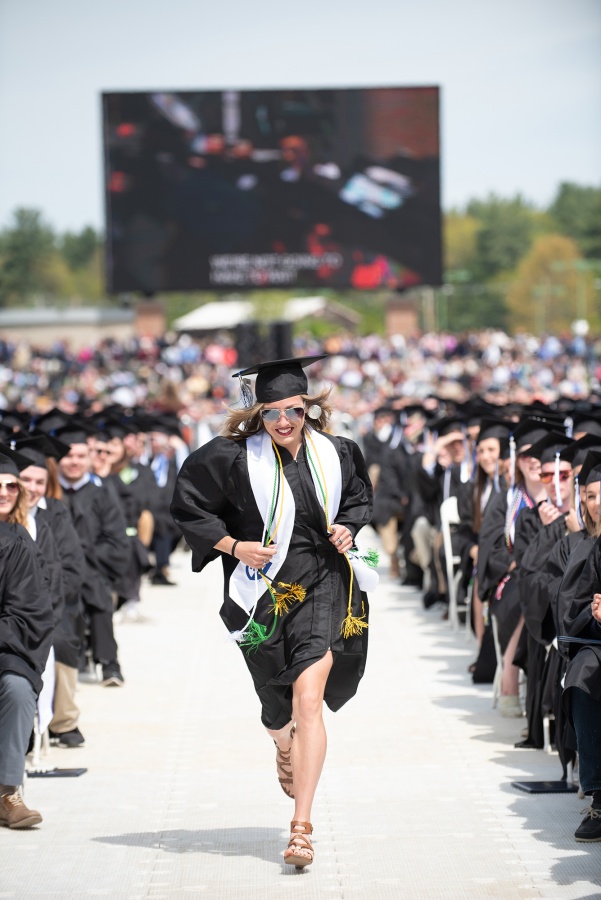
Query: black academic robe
61 480 129 613
107 465 158 594
563 535 601 705
516 510 568 749
475 488 511 599
171 432 373 730
41 498 86 669
0 521 53 694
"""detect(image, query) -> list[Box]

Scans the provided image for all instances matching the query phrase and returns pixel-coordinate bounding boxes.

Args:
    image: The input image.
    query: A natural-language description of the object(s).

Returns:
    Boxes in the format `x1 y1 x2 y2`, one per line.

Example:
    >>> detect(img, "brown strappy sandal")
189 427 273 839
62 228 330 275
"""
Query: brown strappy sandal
274 725 296 799
284 820 314 869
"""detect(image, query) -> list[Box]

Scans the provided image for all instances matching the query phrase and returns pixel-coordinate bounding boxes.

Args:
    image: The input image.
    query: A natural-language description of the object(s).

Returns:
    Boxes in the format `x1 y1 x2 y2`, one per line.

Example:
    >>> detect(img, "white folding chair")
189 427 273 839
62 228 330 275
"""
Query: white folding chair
440 496 470 632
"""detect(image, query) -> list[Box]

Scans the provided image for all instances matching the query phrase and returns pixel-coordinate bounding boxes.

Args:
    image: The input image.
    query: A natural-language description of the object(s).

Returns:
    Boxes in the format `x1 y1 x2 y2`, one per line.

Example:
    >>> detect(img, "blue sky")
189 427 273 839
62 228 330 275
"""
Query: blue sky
0 0 599 232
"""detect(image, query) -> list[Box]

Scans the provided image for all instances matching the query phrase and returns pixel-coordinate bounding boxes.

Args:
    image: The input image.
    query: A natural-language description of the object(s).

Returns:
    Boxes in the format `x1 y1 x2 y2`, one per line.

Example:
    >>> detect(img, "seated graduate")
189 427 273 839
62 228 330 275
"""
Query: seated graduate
516 431 576 747
562 473 601 842
0 447 53 829
474 418 552 698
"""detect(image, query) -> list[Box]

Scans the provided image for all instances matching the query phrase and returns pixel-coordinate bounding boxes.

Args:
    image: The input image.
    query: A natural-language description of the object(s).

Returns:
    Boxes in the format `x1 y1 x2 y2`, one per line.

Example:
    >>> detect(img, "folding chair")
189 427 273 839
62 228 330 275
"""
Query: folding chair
440 496 470 632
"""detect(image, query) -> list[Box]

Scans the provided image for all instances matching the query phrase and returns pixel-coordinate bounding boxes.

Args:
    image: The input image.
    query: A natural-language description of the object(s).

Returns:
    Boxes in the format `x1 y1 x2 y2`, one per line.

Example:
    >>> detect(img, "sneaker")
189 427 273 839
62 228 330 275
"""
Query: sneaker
48 727 85 748
575 805 601 842
0 791 42 829
101 662 124 687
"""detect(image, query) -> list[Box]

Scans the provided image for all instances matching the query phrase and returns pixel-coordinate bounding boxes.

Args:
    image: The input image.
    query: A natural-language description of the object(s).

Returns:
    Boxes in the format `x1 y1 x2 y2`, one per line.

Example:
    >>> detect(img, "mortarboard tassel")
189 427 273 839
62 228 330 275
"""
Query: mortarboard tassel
238 375 254 409
509 434 516 492
493 460 500 493
574 474 585 529
554 450 561 507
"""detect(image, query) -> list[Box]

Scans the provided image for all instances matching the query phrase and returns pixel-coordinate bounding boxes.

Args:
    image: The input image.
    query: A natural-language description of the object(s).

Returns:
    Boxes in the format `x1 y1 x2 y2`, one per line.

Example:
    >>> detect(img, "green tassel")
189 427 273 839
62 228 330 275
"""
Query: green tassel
239 613 278 653
361 549 380 568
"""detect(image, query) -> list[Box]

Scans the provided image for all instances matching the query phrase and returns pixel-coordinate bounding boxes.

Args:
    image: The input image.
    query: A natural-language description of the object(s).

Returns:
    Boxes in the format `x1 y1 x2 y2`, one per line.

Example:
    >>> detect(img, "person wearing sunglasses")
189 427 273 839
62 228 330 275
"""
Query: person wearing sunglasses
171 355 374 870
514 430 580 748
0 447 53 829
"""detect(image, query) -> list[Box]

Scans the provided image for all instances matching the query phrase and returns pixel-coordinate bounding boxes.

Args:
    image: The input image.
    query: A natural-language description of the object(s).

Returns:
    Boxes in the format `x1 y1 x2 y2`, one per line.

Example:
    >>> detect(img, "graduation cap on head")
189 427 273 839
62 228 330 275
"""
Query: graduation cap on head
476 417 513 445
233 355 327 405
52 418 97 447
512 417 563 454
147 413 182 438
572 413 601 438
0 409 29 433
527 431 573 465
11 433 69 469
560 433 601 469
432 414 466 439
0 443 36 476
33 407 71 436
579 451 601 486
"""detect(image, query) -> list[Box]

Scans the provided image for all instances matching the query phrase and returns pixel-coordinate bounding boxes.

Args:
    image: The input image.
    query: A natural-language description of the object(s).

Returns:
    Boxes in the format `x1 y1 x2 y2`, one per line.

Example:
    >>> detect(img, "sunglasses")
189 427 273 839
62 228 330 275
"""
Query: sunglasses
0 481 20 493
540 470 571 484
260 407 305 423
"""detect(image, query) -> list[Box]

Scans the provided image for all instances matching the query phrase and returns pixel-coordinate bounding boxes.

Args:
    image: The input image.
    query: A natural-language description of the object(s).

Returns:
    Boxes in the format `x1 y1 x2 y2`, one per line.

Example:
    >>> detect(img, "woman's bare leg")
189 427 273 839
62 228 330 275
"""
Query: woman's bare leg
502 616 524 696
289 651 333 818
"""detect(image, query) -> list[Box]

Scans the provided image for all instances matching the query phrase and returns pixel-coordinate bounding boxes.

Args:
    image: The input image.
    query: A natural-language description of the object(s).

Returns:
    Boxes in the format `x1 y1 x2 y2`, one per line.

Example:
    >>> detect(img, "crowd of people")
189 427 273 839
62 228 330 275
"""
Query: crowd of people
367 389 601 844
0 324 600 847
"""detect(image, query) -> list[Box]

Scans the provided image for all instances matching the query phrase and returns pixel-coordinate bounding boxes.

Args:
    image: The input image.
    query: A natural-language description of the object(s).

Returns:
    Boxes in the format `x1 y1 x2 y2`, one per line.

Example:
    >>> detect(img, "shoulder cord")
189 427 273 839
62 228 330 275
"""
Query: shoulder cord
305 432 367 638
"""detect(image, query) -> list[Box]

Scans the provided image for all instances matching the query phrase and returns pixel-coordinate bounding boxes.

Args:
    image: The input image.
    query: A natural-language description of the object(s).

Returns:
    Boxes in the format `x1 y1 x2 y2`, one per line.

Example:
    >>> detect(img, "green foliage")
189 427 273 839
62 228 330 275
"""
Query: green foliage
549 182 601 259
60 226 100 270
0 208 56 305
466 194 540 281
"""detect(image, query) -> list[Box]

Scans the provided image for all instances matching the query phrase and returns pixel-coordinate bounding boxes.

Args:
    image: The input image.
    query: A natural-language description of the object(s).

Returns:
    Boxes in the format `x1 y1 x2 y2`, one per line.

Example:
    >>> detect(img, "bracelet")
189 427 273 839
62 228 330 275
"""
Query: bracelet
231 540 240 558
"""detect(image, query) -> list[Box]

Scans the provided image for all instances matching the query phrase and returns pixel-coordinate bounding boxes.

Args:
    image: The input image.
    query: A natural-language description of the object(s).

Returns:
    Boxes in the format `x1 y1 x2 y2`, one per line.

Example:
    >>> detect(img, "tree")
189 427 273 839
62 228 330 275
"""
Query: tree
549 182 601 258
466 194 547 282
0 208 56 305
505 234 589 333
60 226 100 270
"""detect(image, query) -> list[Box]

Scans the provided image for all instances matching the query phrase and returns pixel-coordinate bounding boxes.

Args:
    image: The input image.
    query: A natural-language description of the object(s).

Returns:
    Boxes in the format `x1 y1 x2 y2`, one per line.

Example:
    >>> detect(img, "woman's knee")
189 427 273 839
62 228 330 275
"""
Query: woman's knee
293 686 325 722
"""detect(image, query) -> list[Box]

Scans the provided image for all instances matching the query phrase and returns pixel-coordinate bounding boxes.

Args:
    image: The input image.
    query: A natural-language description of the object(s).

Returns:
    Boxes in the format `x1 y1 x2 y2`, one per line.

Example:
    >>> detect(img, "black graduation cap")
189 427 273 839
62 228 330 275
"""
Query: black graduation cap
0 409 29 432
560 434 601 469
11 433 69 469
52 418 97 447
0 443 36 476
572 414 601 437
233 355 327 404
527 431 574 465
579 451 601 486
431 414 466 438
144 413 182 438
512 417 562 453
475 417 513 446
33 407 71 436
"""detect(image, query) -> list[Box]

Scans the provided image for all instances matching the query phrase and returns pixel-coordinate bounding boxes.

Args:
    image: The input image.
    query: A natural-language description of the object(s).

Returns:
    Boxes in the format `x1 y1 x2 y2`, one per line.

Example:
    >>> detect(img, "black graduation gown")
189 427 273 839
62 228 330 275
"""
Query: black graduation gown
516 512 568 748
476 488 511 599
563 535 601 707
61 481 129 613
107 465 158 595
0 521 53 695
41 498 86 669
171 432 373 730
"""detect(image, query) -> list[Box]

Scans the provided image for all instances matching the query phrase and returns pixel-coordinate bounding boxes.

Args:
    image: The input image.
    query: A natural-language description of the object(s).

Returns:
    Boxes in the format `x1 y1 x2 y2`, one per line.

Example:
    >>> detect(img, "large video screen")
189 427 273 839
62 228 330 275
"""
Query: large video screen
102 87 441 293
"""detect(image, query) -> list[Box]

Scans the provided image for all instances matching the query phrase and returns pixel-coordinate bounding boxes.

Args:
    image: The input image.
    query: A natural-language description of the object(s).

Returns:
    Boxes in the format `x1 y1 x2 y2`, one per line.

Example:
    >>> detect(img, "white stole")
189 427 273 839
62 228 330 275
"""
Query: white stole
228 428 378 616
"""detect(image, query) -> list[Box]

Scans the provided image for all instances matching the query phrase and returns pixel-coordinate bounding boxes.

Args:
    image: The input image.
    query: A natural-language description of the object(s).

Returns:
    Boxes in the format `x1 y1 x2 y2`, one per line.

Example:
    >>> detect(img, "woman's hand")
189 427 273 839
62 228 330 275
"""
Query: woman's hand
592 593 601 624
234 542 278 569
329 524 353 554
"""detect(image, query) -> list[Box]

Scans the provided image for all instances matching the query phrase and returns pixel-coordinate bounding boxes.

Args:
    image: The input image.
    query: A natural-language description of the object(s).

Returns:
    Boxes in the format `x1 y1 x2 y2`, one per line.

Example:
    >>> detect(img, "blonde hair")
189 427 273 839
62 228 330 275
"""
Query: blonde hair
221 388 333 441
2 478 30 528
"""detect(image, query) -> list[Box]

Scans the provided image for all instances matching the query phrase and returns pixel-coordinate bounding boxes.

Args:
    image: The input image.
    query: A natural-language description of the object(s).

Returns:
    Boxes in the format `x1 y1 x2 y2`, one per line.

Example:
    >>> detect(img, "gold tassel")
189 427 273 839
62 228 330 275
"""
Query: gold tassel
340 612 369 639
271 582 306 616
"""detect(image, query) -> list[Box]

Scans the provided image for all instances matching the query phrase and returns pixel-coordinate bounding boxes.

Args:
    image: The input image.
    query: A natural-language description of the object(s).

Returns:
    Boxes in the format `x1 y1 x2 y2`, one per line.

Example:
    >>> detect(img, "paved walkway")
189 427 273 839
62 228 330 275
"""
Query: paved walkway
3 545 601 899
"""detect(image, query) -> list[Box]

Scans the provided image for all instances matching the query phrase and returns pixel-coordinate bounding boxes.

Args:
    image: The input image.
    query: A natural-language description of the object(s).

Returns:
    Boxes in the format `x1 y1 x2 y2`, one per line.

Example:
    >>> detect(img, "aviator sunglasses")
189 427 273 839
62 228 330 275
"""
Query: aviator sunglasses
260 406 305 423
540 470 571 484
0 481 20 493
